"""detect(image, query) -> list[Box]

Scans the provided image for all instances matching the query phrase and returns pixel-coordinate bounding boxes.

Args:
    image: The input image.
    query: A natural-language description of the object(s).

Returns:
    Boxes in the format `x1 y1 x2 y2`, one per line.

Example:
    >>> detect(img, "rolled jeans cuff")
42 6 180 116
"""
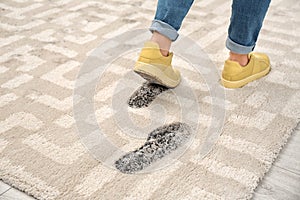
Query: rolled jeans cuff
226 37 255 54
149 19 179 41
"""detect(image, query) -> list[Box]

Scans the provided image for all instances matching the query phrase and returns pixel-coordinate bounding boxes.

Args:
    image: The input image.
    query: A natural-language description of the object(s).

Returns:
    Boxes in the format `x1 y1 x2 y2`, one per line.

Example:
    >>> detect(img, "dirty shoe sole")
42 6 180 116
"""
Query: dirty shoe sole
134 62 180 89
221 65 271 88
114 122 191 174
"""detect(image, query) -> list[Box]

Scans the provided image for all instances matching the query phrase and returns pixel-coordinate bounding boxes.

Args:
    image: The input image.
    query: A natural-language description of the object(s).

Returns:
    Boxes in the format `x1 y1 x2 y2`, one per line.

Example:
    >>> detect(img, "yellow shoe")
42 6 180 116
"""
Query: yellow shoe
221 52 271 88
134 41 181 88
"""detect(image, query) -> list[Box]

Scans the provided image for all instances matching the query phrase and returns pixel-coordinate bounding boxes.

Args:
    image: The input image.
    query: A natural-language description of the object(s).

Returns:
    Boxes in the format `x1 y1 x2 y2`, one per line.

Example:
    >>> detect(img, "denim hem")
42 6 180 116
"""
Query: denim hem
226 37 255 54
149 19 179 41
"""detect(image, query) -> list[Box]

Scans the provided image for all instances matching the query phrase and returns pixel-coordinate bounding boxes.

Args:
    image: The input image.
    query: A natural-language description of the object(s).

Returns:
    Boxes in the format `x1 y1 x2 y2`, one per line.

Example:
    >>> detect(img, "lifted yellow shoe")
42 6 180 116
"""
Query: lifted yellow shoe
221 52 271 88
134 41 181 88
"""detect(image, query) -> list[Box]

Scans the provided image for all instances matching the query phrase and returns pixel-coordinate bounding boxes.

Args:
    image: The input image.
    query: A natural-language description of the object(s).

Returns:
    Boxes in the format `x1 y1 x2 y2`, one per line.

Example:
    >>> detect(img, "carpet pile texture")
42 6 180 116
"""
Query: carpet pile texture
0 0 299 199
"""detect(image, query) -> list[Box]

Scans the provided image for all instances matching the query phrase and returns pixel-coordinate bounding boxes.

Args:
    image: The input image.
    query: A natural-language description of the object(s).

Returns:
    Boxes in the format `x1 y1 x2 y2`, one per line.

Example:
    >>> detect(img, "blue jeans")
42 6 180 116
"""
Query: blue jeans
149 0 271 54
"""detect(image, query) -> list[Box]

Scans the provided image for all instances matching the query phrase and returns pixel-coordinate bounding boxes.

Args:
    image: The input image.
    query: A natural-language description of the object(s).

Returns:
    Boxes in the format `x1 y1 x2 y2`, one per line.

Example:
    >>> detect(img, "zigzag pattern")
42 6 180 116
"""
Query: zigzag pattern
0 0 299 200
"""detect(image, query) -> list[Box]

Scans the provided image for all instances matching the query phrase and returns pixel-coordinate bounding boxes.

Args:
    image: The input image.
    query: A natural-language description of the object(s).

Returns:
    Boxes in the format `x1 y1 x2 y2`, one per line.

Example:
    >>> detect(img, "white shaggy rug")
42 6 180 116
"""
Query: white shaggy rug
0 0 299 199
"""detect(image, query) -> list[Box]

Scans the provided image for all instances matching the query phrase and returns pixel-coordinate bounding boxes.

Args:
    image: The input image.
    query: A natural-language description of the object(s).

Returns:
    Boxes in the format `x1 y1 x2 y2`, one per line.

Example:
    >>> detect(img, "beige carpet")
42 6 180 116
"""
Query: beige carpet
0 0 300 199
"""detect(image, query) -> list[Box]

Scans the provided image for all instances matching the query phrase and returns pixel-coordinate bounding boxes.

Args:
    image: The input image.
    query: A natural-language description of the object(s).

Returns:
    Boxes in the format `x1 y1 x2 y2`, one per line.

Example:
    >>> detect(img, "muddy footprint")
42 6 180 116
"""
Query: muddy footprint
128 81 168 108
115 122 191 174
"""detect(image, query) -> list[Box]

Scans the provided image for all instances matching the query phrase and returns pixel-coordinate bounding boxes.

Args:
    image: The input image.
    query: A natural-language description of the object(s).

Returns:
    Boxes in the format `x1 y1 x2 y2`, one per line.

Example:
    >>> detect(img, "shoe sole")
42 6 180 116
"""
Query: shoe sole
221 65 271 88
134 61 180 89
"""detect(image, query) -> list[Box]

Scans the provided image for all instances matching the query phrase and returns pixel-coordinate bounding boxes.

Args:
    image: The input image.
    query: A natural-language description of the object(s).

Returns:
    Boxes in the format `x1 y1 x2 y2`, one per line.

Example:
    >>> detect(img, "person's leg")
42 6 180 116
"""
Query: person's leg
226 0 271 66
149 0 194 56
134 0 194 88
150 31 171 57
222 0 272 88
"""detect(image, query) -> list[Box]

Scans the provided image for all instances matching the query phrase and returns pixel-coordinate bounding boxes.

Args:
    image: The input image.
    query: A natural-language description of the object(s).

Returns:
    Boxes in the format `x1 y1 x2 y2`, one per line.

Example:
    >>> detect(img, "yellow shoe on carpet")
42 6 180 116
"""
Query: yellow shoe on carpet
221 52 271 88
134 41 181 88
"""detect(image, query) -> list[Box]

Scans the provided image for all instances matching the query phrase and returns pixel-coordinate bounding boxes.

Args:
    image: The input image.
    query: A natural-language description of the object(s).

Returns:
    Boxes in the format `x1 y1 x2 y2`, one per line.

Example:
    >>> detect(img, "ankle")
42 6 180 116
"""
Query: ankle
157 48 169 57
229 52 249 66
150 31 171 57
